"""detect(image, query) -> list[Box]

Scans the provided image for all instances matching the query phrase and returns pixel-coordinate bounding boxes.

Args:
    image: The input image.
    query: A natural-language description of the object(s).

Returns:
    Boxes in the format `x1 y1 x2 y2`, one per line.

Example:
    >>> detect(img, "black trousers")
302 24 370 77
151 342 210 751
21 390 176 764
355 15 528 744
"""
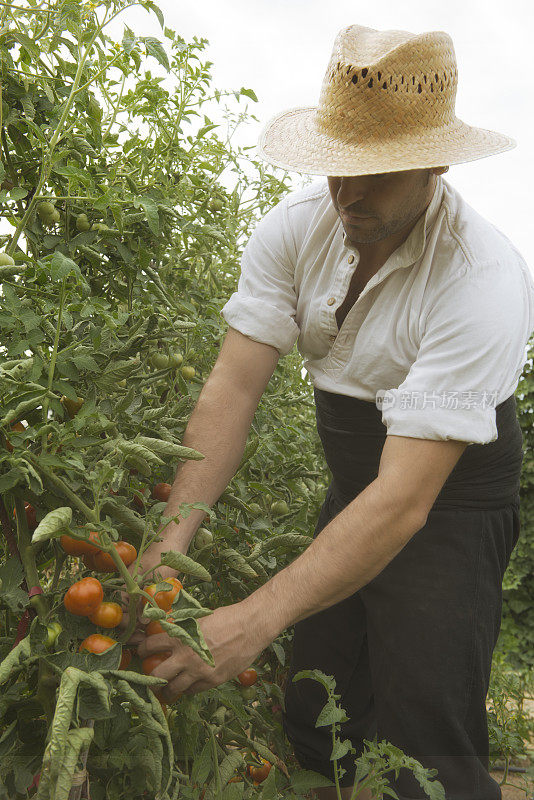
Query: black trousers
282 388 523 800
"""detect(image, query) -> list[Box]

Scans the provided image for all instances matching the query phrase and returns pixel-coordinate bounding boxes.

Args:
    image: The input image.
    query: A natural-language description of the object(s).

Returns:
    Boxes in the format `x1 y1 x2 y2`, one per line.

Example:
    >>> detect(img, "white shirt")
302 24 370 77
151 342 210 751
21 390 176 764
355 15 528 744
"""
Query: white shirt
220 176 534 445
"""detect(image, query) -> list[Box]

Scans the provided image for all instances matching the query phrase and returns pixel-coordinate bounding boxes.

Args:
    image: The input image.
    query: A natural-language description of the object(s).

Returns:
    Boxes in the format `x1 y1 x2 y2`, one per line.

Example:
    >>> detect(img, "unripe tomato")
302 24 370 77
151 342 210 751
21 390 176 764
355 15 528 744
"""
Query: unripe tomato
247 502 263 517
142 651 171 674
119 648 132 670
180 365 196 380
149 352 170 370
239 685 256 702
88 601 123 628
270 500 289 517
64 577 103 616
60 531 101 557
151 482 171 502
237 668 258 687
49 208 61 224
208 197 224 212
37 201 55 221
168 352 183 368
141 577 182 611
92 541 137 573
79 633 116 654
0 252 15 266
76 213 91 231
247 758 271 784
45 621 62 648
193 528 213 549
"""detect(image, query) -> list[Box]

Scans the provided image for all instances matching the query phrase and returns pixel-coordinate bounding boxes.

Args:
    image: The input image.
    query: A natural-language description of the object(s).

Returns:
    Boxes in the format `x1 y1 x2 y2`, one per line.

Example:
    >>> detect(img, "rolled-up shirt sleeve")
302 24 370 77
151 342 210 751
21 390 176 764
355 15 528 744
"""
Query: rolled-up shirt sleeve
219 197 300 357
380 260 534 444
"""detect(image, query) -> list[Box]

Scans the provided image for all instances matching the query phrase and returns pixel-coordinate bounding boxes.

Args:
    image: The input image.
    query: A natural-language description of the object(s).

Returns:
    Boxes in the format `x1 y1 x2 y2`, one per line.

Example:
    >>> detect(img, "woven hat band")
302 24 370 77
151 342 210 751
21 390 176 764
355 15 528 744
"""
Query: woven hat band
315 27 459 142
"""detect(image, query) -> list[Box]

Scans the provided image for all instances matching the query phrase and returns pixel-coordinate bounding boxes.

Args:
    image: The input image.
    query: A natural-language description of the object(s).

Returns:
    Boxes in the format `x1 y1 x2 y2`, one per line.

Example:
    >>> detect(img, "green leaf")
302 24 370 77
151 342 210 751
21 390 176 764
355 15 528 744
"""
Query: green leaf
0 558 28 613
240 87 258 102
135 436 204 461
0 637 32 685
142 37 170 71
32 507 72 543
133 195 160 235
160 550 211 581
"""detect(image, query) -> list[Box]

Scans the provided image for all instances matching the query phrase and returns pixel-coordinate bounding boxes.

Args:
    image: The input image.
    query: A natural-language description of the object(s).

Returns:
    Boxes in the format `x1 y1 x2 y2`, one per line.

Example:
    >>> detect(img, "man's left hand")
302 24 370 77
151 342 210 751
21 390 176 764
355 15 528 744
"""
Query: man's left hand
135 601 271 703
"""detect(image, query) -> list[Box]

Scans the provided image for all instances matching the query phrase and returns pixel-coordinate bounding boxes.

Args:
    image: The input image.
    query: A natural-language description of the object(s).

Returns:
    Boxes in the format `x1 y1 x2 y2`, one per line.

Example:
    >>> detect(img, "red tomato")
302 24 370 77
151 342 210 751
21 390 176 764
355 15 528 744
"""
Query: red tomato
92 541 137 573
237 668 258 687
60 531 101 557
151 482 171 502
88 601 123 628
79 633 115 654
145 615 173 636
142 652 171 674
119 649 132 670
141 577 182 611
63 577 104 616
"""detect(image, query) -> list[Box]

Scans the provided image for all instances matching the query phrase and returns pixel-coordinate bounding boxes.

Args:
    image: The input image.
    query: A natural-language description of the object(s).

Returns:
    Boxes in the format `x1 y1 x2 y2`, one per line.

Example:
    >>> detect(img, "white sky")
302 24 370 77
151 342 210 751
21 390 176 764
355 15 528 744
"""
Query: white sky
123 0 534 275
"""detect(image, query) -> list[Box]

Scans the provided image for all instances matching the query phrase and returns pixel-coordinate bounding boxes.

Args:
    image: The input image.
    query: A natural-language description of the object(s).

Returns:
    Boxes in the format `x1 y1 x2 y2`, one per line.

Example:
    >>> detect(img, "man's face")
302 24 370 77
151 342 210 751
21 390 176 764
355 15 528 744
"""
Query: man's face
327 168 435 248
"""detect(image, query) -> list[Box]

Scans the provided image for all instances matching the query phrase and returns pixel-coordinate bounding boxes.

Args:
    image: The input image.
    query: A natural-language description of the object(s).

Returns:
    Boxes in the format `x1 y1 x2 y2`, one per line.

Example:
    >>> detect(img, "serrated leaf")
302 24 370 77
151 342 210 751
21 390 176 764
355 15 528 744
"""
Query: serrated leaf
159 550 211 581
142 36 170 71
135 436 204 460
32 507 72 543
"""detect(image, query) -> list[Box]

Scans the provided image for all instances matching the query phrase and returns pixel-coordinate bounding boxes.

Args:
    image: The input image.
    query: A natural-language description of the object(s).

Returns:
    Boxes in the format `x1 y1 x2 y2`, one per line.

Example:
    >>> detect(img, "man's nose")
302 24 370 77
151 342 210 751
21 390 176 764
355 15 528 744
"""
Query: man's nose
336 176 370 209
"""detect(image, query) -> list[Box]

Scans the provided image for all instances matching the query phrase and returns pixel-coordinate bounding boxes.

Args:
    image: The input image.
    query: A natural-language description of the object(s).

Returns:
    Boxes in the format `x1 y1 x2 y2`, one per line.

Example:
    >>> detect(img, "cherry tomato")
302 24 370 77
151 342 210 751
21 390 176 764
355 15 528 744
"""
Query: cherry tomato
92 541 137 573
247 757 271 784
14 503 38 531
142 652 171 674
119 649 132 670
151 482 171 502
237 668 258 687
239 685 256 702
88 601 123 628
60 531 101 557
141 577 182 611
82 550 98 571
63 577 104 616
79 633 116 654
145 615 173 637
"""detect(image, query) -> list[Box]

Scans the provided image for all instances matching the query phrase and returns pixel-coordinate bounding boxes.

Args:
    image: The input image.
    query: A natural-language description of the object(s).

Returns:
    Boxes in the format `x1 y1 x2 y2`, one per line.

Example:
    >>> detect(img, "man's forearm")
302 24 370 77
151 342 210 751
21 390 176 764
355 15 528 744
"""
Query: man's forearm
157 373 258 550
241 478 426 641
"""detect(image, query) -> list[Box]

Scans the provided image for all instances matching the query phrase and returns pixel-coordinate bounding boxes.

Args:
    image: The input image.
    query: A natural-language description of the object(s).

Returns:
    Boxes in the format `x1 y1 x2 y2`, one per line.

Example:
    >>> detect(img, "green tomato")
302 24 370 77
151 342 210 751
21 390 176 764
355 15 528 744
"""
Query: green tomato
168 352 183 368
193 528 213 549
270 500 289 517
49 209 61 224
76 213 91 232
91 222 110 232
208 198 223 212
150 352 170 370
181 365 196 380
247 503 263 517
37 201 55 222
0 253 15 266
239 685 256 702
46 622 62 648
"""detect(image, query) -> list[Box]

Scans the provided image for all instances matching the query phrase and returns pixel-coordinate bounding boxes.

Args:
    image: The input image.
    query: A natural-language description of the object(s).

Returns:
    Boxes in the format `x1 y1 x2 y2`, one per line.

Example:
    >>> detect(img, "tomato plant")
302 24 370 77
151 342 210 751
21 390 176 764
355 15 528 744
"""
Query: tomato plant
59 530 101 556
152 482 172 502
237 667 258 687
141 577 183 611
91 541 137 572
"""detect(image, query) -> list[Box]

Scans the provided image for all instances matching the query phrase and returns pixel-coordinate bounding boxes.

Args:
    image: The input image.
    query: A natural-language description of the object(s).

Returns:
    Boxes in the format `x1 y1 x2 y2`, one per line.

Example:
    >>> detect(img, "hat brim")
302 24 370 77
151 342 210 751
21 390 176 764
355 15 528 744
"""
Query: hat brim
257 107 516 176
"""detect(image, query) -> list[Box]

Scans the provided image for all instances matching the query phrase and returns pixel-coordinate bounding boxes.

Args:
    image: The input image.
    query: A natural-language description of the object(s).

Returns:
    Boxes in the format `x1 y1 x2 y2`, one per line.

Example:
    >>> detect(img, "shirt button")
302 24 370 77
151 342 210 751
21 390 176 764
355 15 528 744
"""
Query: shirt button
348 254 355 264
329 334 337 342
327 297 336 306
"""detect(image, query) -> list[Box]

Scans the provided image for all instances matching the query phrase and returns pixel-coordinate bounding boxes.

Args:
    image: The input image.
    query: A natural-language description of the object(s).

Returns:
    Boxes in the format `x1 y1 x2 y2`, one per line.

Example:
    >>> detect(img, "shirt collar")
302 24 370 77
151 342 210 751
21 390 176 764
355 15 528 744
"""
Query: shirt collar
341 175 444 268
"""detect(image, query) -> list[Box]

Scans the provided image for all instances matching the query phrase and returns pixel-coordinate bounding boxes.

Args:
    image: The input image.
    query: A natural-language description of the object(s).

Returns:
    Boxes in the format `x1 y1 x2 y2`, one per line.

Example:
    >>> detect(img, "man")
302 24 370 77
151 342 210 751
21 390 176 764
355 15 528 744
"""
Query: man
126 24 534 800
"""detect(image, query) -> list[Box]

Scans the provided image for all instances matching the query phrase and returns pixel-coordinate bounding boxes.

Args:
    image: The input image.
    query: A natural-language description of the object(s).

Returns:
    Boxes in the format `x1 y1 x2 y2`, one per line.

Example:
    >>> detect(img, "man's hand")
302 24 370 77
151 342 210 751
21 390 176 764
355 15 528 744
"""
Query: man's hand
135 601 271 703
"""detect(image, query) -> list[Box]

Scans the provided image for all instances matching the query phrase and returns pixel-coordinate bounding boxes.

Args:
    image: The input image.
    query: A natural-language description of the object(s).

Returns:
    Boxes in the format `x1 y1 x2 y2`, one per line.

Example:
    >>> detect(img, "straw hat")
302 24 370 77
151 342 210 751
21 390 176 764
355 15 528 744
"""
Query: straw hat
257 24 516 176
